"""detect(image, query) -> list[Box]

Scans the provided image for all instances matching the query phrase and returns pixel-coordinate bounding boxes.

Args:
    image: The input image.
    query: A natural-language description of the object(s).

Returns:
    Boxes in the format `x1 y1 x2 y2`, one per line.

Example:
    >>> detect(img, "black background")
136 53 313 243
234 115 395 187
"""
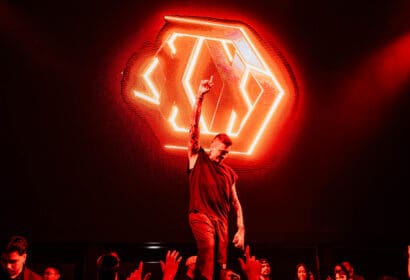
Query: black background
1 0 410 247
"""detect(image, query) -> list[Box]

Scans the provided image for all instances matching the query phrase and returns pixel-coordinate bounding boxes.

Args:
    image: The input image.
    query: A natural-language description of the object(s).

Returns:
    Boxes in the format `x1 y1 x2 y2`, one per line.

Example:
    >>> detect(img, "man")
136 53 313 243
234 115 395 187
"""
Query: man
178 256 197 280
341 261 365 280
0 236 42 280
42 267 60 280
334 264 349 280
259 259 271 280
96 251 120 280
182 256 197 280
188 76 245 280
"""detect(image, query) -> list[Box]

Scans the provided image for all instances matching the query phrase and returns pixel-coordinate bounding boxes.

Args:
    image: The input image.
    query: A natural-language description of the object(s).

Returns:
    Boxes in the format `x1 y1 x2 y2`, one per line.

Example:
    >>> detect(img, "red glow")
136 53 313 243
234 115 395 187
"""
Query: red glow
332 33 410 127
122 15 298 157
320 33 410 166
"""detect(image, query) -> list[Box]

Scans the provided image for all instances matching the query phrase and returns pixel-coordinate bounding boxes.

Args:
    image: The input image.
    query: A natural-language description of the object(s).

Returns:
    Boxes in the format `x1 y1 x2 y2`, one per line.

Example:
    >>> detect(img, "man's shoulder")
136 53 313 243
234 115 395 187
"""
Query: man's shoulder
24 268 42 280
220 160 235 172
195 147 209 162
221 162 238 182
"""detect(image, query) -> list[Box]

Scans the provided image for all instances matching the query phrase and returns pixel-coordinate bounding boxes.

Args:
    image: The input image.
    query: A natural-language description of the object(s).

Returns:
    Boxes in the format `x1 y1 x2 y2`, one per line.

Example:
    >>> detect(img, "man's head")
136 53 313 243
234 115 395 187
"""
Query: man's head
43 266 61 280
260 258 271 277
341 261 354 278
0 236 28 278
96 252 120 280
185 255 197 272
209 133 232 163
334 263 349 280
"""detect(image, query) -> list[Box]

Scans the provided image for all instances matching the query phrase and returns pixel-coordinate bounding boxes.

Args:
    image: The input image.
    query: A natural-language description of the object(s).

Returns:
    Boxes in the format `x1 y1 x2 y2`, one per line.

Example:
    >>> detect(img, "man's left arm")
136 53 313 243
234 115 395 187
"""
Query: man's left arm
231 183 245 250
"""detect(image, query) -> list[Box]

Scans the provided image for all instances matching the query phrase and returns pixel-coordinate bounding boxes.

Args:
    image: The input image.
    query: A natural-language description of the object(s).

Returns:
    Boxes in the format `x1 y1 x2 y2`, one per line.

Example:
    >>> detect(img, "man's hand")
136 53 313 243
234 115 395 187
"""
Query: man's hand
238 245 261 280
160 250 182 280
126 261 152 280
232 227 245 250
197 76 214 98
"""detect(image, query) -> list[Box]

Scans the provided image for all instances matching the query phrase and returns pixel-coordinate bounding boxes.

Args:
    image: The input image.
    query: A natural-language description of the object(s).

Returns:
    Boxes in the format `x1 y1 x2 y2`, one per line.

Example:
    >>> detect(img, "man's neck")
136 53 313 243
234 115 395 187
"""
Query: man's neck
9 271 23 280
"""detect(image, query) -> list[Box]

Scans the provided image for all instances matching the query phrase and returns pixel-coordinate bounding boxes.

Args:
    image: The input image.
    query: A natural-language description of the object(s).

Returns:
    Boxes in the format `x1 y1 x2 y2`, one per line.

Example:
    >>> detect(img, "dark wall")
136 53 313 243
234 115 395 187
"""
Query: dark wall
1 0 410 245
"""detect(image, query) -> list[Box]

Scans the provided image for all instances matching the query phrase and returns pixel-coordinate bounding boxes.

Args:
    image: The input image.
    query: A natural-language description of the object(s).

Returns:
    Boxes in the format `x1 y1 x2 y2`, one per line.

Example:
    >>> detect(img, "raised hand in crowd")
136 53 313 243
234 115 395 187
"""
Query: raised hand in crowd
238 245 261 280
160 250 182 280
126 261 151 280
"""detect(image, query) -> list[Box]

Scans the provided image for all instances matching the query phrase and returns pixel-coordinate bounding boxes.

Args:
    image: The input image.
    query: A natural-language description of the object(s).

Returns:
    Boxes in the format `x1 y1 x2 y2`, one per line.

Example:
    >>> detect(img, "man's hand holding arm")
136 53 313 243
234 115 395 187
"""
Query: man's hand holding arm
188 76 214 168
231 183 245 250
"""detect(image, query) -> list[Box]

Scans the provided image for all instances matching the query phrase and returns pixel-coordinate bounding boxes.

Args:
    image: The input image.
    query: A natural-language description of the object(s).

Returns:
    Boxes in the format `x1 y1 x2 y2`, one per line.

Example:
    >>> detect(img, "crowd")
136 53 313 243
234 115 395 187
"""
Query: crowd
0 235 409 280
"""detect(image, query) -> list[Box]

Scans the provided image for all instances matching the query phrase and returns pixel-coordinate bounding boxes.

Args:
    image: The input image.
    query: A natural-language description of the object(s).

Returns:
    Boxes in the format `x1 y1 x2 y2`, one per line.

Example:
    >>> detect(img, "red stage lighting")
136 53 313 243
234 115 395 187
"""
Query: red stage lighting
122 16 298 157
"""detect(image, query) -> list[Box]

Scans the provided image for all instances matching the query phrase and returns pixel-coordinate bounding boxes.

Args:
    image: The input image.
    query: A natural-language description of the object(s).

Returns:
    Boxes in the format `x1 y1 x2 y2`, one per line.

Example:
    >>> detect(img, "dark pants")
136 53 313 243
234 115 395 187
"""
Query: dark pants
189 211 228 280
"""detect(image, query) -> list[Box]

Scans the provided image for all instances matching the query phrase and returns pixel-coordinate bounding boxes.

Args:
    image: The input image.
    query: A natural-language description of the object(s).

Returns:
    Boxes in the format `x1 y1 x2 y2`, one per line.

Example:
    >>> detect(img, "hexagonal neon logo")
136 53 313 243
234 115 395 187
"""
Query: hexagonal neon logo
121 15 297 156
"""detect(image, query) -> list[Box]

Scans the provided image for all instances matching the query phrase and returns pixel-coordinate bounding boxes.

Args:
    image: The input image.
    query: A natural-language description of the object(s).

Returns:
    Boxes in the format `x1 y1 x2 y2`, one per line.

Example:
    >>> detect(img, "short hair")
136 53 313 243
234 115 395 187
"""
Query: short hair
212 133 232 147
334 263 349 277
296 263 308 271
44 266 62 275
260 258 271 265
185 256 197 266
2 236 28 255
97 252 120 280
97 252 120 271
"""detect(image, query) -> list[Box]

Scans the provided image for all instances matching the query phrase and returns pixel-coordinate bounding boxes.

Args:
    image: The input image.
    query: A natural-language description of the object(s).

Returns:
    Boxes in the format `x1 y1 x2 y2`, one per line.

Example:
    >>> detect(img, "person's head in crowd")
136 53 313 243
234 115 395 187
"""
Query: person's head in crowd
223 269 240 280
0 235 29 278
43 266 61 280
96 251 120 280
334 264 343 276
334 263 349 280
185 256 197 279
296 263 308 280
259 258 271 279
342 261 363 280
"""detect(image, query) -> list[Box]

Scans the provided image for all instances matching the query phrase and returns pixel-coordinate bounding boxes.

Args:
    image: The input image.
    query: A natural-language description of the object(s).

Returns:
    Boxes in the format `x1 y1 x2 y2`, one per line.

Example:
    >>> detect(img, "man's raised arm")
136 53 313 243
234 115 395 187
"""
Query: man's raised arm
188 76 213 168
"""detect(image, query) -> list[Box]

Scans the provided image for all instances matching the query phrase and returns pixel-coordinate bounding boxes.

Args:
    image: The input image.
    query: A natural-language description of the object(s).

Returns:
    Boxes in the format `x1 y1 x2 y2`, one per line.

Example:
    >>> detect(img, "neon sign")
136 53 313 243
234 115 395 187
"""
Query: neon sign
122 16 297 156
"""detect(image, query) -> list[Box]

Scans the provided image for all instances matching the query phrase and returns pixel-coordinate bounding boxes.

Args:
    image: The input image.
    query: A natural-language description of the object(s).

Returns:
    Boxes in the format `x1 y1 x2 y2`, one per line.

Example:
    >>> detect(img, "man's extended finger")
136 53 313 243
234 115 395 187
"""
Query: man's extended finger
245 245 250 259
238 257 246 271
143 272 152 280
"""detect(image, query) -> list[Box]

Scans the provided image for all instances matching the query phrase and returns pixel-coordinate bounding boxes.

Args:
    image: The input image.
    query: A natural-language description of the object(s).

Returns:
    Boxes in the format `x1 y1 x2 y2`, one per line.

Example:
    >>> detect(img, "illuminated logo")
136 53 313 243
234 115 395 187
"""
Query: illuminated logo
122 16 297 156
